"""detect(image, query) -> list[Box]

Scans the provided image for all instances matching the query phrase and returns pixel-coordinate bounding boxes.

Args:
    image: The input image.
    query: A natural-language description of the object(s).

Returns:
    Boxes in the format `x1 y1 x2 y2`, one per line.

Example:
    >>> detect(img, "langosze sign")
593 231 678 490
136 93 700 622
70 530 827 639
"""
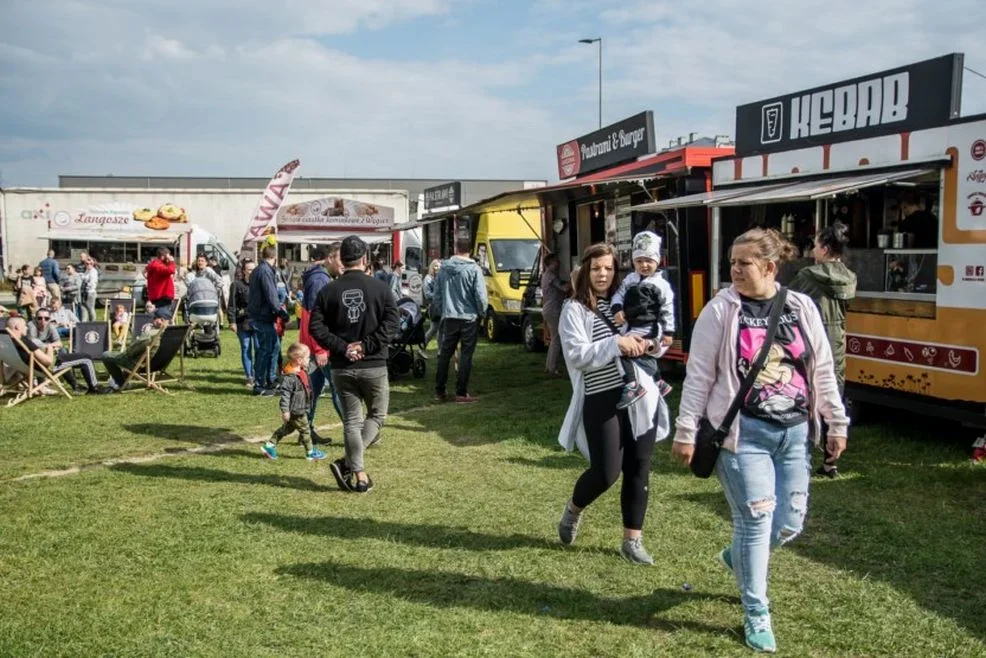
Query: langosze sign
735 53 964 156
423 181 462 211
557 111 656 178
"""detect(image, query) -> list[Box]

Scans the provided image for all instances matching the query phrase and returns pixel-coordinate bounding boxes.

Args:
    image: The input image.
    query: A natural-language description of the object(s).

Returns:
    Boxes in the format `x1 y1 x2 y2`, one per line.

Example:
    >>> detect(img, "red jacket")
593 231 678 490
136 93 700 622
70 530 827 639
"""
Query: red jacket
299 308 328 358
145 258 176 301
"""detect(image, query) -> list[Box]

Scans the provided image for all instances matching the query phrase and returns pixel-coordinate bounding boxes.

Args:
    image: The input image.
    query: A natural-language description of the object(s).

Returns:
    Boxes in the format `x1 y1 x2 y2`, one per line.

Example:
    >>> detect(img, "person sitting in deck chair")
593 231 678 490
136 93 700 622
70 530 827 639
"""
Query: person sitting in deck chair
2 316 106 395
101 308 170 391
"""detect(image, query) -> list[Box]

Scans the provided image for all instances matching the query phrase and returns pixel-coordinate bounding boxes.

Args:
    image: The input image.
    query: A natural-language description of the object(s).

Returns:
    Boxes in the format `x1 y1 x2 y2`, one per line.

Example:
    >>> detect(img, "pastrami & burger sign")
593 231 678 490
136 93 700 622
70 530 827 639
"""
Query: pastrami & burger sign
556 112 656 179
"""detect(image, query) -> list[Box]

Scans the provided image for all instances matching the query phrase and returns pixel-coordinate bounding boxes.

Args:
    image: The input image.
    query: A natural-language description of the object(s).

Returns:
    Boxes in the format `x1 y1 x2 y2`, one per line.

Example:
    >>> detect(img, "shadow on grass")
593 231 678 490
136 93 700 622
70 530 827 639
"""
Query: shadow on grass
277 560 739 634
679 457 986 641
123 423 244 445
505 454 584 470
111 462 335 492
244 513 587 553
123 423 243 445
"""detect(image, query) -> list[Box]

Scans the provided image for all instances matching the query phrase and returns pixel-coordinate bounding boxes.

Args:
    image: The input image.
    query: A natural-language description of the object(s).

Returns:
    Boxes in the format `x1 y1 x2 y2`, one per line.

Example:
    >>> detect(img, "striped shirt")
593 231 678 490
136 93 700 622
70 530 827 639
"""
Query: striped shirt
583 299 624 395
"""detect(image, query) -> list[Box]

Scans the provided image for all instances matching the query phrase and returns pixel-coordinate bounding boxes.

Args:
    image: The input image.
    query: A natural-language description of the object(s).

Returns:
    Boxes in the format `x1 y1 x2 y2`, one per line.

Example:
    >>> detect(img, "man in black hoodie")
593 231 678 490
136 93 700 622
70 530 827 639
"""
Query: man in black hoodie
310 236 400 493
248 245 288 396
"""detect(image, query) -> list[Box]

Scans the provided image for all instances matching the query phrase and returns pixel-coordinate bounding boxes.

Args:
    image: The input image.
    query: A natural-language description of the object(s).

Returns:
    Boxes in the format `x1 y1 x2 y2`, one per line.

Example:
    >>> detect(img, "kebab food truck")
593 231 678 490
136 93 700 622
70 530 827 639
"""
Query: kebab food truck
635 53 986 430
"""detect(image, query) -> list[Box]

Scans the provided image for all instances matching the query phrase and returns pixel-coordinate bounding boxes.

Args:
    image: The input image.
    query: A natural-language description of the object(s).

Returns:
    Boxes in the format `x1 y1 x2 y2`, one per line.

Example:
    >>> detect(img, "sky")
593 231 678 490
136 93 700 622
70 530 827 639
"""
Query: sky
1 0 985 187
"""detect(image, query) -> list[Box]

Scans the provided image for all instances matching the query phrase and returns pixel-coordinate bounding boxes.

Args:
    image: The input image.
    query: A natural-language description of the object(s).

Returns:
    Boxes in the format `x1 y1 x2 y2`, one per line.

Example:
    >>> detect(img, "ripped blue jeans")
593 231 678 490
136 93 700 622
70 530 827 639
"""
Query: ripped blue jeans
717 415 811 613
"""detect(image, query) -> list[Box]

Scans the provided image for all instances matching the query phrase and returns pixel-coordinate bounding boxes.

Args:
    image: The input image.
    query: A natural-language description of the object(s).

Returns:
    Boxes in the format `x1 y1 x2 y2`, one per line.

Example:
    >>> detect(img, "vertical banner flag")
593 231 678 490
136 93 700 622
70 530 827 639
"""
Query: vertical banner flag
239 159 301 255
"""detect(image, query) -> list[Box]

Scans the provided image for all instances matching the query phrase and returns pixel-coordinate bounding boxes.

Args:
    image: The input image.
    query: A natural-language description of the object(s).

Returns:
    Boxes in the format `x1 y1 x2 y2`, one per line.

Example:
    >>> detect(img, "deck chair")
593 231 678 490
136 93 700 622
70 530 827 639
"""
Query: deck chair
104 298 136 349
132 313 155 339
120 324 191 395
72 322 110 361
0 333 73 407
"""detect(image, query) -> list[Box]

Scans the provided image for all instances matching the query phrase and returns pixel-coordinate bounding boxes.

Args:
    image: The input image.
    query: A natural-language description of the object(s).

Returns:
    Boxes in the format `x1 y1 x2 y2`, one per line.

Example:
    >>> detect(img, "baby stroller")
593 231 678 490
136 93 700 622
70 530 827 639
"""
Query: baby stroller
184 276 222 358
387 296 427 379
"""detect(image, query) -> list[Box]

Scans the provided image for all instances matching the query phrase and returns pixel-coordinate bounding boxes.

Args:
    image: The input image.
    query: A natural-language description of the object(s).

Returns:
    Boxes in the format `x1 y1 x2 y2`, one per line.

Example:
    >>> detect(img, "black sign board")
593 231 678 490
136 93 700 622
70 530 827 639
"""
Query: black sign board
557 111 656 179
423 182 462 211
734 54 964 157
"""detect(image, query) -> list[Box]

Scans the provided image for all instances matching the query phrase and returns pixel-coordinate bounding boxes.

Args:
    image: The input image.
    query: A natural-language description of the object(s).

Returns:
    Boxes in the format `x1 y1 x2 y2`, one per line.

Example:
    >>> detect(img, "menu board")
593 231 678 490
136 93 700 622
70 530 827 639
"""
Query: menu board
615 195 633 270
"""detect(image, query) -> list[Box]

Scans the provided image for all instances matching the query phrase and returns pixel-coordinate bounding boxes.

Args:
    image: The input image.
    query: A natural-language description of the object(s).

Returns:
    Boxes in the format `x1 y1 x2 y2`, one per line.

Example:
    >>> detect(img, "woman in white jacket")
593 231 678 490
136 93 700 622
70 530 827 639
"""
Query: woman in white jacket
556 243 670 565
671 228 849 653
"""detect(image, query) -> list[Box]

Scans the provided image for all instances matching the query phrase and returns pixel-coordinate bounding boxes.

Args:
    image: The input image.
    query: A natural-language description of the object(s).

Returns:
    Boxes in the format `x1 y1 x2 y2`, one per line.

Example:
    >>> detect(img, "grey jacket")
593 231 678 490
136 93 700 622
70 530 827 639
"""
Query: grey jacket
279 370 312 416
433 256 488 321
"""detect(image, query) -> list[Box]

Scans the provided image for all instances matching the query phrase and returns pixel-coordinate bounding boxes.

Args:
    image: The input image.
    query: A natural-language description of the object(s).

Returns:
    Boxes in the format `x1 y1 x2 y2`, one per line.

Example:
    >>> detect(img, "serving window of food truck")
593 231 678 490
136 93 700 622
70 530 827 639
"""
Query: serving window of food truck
711 167 944 319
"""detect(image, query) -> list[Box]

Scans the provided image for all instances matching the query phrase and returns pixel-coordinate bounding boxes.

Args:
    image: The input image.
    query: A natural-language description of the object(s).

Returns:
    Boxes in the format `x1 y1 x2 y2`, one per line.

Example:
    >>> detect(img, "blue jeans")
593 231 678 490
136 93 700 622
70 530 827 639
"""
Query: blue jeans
237 327 258 382
252 321 280 392
716 415 811 614
309 362 343 430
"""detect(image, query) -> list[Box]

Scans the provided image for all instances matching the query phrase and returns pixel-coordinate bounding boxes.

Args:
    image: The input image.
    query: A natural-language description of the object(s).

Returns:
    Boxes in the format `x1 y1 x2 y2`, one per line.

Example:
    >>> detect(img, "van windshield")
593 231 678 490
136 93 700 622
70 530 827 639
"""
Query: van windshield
490 239 540 273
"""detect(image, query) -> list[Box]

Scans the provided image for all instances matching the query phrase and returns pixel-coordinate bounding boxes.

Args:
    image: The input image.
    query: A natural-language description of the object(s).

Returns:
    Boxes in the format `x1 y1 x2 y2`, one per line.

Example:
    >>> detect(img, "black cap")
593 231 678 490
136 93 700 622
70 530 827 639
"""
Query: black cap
339 235 367 265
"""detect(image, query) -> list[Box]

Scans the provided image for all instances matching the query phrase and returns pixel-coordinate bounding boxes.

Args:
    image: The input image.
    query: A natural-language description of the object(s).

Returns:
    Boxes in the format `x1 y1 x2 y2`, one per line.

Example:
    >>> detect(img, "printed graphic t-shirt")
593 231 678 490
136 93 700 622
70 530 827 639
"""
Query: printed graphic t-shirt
736 294 812 427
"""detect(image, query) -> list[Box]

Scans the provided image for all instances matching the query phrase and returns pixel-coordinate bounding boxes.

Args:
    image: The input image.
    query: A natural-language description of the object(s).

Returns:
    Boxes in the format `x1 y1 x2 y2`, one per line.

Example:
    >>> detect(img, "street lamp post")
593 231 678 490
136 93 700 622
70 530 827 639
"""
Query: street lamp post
579 37 602 128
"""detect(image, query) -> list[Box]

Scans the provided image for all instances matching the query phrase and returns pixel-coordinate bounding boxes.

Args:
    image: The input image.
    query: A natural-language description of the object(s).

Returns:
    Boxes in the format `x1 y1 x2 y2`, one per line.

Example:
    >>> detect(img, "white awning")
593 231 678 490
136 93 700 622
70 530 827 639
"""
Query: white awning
712 168 933 206
40 230 187 243
631 184 790 211
274 230 391 245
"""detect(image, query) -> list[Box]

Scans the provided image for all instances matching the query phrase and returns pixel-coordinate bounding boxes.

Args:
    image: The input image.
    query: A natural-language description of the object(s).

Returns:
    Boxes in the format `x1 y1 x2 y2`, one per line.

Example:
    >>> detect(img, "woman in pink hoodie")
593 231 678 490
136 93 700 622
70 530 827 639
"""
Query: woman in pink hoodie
672 228 848 654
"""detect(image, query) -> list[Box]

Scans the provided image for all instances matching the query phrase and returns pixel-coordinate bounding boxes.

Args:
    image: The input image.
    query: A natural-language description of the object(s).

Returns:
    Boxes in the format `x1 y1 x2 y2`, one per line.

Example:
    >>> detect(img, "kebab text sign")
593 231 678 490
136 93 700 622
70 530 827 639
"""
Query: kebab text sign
276 198 395 231
735 54 964 156
556 112 656 178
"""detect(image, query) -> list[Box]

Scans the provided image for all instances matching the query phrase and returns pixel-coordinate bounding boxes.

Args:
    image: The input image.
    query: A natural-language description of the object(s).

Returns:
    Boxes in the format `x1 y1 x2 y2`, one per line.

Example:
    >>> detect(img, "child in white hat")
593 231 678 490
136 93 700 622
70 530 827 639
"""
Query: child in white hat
611 230 676 408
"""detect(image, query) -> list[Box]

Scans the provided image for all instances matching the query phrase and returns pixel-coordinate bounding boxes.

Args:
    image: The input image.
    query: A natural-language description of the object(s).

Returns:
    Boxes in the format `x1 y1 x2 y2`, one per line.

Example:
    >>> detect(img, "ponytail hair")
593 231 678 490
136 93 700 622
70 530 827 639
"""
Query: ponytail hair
732 228 798 264
816 221 850 259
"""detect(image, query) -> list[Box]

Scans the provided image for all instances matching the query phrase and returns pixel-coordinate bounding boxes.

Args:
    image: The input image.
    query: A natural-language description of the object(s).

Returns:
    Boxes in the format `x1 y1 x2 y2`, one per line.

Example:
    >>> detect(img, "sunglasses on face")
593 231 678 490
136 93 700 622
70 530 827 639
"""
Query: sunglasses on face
37 317 50 321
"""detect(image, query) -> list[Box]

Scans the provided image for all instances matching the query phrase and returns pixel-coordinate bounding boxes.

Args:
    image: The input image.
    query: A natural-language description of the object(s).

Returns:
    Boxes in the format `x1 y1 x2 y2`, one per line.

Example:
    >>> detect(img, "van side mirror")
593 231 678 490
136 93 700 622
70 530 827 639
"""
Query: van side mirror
220 258 230 271
509 269 520 290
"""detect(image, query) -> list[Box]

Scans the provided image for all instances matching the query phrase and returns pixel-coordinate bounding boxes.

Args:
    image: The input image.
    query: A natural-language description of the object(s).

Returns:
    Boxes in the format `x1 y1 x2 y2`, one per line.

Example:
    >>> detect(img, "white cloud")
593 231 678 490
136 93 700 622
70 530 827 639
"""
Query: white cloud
1 0 984 187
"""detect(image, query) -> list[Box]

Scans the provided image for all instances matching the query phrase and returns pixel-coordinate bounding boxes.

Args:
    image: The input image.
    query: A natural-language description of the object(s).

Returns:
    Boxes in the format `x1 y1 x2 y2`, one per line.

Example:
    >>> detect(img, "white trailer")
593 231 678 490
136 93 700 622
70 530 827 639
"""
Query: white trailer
0 187 411 275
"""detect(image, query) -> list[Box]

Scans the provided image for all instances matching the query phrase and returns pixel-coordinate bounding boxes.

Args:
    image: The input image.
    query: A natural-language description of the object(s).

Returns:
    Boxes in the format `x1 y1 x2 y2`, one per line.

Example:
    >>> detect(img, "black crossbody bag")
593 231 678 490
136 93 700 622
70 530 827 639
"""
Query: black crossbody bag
690 288 788 478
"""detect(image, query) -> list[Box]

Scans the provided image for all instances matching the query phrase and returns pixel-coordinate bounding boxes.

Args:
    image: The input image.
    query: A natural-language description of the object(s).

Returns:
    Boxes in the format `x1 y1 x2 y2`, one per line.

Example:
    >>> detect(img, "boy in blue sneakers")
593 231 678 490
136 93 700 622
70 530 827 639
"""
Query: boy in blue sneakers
261 343 326 461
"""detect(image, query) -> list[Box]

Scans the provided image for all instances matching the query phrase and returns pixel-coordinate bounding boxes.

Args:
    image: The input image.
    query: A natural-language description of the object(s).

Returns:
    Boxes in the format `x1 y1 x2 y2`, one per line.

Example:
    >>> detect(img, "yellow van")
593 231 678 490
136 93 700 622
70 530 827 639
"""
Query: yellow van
463 194 542 341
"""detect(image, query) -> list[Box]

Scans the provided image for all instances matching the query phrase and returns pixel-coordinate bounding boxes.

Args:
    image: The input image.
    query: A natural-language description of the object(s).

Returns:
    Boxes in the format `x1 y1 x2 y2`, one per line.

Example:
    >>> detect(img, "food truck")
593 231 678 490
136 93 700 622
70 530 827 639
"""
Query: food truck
0 191 237 299
635 53 986 429
417 191 542 341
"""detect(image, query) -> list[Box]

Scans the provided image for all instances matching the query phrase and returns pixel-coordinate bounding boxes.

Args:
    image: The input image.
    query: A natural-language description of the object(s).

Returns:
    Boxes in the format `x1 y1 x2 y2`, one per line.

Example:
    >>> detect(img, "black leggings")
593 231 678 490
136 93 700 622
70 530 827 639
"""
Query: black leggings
571 387 657 531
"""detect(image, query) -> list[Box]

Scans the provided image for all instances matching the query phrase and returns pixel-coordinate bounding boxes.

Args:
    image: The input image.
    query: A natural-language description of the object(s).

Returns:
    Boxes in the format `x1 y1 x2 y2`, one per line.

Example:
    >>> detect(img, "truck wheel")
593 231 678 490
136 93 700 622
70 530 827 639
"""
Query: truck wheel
522 316 544 352
484 312 505 343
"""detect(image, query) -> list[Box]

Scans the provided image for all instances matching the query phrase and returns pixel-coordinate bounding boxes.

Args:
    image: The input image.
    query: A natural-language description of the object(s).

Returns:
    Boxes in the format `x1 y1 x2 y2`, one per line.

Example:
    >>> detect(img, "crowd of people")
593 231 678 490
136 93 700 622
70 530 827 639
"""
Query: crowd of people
1 220 858 653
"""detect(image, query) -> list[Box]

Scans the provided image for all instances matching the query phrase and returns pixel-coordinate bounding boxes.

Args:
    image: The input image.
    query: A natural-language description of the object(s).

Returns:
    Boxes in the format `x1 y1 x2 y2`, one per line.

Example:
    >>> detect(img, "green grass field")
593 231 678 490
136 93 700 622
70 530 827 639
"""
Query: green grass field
1 331 985 657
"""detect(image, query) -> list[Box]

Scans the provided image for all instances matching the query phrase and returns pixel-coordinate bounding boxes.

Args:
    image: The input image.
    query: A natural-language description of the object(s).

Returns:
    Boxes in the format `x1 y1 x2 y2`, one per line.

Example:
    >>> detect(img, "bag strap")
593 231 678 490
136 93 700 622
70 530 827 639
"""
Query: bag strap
591 305 621 336
715 288 788 434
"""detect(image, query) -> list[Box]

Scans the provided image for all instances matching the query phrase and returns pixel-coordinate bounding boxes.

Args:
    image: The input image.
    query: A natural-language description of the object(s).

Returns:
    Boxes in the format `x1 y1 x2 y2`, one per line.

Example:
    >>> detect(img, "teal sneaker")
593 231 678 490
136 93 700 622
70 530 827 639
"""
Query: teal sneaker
261 442 278 460
744 607 777 653
718 546 734 575
306 448 327 461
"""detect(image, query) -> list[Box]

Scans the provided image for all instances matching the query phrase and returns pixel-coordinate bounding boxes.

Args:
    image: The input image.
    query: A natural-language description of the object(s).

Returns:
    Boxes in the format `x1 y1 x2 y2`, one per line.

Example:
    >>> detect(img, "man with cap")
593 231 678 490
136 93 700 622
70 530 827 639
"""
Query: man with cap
101 307 172 390
310 236 400 494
